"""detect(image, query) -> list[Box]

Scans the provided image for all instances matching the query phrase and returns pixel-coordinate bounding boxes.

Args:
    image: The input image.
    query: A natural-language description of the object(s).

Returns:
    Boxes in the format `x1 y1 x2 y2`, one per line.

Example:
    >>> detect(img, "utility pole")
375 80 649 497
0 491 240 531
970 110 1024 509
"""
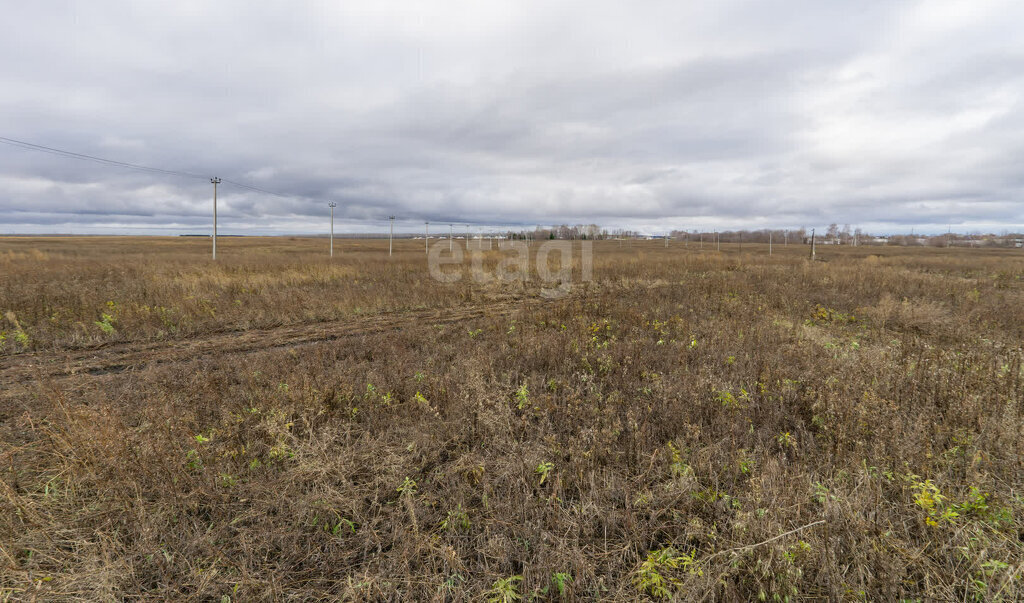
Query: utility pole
700 231 703 250
810 228 816 260
389 216 395 256
328 202 337 257
466 224 470 250
449 224 453 252
769 231 772 256
425 221 429 255
210 177 221 260
716 230 720 252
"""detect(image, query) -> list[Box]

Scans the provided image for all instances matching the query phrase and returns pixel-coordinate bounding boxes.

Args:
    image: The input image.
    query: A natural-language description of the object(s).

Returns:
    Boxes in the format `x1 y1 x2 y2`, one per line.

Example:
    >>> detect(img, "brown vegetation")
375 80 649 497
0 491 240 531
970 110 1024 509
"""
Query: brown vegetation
1 237 1022 600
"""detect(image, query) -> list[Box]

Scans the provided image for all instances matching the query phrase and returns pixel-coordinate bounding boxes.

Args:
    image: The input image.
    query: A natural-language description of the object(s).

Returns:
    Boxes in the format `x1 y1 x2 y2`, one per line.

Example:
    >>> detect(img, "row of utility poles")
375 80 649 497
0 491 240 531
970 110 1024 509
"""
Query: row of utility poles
662 230 791 254
207 183 801 260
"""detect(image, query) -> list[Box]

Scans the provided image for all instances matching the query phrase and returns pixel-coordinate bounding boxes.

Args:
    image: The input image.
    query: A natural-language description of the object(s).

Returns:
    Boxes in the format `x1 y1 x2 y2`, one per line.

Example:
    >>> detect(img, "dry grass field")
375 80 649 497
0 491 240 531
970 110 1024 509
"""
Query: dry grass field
1 236 1022 601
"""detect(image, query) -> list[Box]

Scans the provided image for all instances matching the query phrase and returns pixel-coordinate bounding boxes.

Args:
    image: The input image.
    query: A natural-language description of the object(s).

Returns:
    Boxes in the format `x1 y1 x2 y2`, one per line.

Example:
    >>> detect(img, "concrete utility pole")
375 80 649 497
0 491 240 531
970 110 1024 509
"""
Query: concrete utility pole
700 231 703 250
810 228 816 260
716 231 720 252
210 177 221 260
449 224 453 252
769 231 772 256
665 232 669 248
425 221 429 255
389 216 395 256
328 202 337 257
466 224 470 250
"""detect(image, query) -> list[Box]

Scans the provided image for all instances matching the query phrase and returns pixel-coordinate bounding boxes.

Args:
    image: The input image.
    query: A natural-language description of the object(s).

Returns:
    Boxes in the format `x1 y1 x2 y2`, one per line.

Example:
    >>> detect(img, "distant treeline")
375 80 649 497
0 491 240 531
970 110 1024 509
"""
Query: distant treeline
177 226 1024 247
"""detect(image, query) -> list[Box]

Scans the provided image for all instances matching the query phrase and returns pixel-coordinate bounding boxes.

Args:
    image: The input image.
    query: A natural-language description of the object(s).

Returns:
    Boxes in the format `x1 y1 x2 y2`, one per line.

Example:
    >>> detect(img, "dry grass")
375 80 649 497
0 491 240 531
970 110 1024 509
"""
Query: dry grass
1 237 1022 601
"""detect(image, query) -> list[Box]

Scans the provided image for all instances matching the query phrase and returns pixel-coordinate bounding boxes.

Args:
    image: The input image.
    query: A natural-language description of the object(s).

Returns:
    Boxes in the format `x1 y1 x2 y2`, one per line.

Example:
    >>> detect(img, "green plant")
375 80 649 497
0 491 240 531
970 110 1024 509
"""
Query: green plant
3 311 29 348
667 442 692 478
440 505 471 531
485 575 522 603
717 390 739 408
551 572 572 597
397 476 417 496
515 384 529 409
813 482 837 505
913 479 958 526
95 312 116 335
737 451 753 475
329 517 357 535
535 461 554 486
185 449 202 471
633 547 702 599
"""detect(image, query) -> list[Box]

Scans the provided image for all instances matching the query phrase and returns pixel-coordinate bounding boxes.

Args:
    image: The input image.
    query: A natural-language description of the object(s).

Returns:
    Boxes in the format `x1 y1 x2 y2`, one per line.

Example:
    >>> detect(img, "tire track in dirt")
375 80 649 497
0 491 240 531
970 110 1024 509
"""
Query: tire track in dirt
0 298 539 386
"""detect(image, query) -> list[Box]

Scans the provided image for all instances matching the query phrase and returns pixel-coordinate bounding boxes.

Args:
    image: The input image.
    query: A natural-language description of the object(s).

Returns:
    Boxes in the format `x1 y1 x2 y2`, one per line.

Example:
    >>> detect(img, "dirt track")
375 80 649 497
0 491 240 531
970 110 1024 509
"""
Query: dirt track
0 298 535 387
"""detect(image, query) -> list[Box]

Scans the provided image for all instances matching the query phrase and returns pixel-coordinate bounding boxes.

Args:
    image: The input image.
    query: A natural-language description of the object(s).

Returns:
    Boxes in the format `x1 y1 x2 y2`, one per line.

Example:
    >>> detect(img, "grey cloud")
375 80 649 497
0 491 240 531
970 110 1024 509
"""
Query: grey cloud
3 0 1024 235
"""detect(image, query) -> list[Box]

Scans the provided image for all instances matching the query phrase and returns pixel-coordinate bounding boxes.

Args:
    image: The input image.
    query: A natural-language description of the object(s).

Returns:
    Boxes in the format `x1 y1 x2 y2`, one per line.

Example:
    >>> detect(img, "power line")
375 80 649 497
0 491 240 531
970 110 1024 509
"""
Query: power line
0 136 209 180
0 135 295 199
1 137 567 227
218 177 292 199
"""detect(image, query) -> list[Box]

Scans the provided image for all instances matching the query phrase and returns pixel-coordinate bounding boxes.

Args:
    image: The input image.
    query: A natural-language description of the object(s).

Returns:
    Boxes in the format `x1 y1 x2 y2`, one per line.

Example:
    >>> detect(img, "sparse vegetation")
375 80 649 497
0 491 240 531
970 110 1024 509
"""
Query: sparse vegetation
1 236 1022 600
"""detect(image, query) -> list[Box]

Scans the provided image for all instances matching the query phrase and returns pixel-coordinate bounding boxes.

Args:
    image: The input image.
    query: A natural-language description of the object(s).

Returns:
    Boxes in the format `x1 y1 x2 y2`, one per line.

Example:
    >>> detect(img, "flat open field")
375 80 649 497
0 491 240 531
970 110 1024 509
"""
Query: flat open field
1 237 1022 600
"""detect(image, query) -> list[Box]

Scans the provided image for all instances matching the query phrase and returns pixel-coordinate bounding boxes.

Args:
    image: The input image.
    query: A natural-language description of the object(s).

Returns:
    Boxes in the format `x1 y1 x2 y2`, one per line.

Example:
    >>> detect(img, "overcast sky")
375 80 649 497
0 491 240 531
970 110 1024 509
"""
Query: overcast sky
2 0 1023 235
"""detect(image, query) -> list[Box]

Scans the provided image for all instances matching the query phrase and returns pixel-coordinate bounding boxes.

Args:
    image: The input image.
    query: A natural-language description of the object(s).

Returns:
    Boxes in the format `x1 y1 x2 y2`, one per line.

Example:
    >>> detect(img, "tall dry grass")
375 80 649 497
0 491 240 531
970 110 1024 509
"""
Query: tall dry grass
1 237 1022 600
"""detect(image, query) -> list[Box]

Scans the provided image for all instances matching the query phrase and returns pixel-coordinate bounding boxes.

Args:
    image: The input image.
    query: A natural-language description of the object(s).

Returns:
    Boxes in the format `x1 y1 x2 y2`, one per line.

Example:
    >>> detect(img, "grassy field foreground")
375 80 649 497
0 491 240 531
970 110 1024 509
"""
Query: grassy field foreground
1 237 1023 600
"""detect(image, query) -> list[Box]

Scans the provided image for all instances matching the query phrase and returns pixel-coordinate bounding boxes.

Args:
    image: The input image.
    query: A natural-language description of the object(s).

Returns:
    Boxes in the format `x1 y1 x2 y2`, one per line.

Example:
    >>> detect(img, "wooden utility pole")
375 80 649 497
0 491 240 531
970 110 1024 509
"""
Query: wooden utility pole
389 216 395 256
328 202 337 257
210 177 220 260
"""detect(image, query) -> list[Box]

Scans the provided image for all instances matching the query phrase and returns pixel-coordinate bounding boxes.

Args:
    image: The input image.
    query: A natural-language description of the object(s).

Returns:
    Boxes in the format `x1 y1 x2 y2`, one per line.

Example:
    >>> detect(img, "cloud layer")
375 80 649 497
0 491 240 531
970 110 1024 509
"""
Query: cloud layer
2 0 1023 234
